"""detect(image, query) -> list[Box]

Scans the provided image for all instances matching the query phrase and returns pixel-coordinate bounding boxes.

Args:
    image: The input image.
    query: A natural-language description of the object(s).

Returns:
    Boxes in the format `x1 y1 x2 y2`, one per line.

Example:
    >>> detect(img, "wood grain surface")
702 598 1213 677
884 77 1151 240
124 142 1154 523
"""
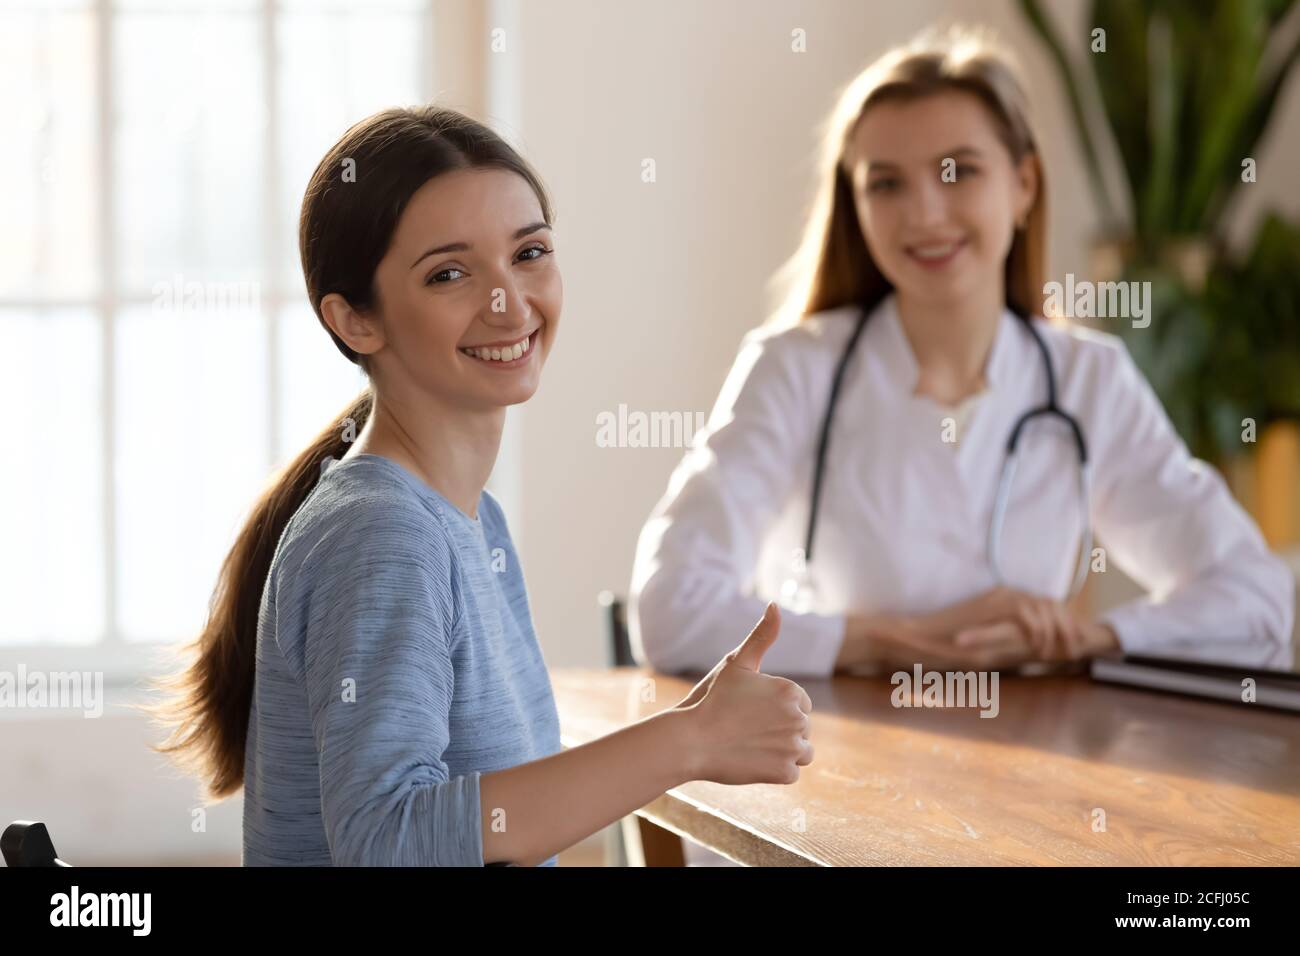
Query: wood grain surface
552 668 1300 866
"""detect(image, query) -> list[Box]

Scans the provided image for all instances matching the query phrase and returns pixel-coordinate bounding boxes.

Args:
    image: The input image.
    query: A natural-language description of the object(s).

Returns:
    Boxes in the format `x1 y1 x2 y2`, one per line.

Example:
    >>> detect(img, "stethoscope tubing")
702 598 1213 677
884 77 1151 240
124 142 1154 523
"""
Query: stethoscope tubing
799 303 1093 600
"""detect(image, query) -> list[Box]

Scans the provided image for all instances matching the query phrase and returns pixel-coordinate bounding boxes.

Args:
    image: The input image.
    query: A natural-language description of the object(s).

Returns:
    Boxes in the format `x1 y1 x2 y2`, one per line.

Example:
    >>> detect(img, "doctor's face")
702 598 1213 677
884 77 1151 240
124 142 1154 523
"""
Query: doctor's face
842 89 1037 310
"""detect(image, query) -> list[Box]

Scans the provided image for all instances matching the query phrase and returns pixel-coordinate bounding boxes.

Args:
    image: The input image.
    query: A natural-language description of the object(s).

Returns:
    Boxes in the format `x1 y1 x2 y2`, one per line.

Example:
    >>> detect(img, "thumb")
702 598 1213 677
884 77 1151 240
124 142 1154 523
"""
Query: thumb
731 602 781 672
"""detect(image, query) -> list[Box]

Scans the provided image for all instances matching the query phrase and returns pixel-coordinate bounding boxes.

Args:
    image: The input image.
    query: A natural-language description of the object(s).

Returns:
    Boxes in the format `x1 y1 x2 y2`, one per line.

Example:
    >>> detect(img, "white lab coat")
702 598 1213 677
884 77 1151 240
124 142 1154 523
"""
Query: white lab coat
629 294 1295 677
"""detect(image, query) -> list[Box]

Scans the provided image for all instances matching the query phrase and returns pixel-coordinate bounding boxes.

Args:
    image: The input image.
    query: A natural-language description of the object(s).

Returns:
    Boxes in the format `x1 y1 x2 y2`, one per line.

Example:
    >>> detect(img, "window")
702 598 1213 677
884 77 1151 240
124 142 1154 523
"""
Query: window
0 0 435 674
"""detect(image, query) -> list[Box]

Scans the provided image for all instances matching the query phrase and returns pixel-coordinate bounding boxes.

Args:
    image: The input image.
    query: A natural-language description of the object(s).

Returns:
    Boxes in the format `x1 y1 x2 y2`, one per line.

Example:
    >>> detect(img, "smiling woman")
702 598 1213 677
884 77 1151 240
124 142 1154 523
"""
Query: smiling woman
144 104 817 867
314 162 561 478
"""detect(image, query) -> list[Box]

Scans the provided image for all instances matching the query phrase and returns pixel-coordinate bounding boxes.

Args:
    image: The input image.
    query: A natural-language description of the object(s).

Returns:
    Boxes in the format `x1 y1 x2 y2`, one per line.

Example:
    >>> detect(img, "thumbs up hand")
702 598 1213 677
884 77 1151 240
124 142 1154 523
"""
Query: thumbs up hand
730 600 783 671
673 603 814 785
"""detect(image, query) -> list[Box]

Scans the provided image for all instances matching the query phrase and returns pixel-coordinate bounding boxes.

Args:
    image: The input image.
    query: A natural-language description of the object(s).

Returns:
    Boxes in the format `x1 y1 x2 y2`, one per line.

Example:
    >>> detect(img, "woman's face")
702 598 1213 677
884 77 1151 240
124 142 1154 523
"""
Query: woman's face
344 166 562 412
842 89 1036 310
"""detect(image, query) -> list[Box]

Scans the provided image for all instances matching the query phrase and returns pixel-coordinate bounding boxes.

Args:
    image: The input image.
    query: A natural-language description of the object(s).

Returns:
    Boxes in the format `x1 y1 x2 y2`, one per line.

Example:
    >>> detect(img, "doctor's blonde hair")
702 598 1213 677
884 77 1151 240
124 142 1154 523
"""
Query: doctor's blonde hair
773 24 1047 325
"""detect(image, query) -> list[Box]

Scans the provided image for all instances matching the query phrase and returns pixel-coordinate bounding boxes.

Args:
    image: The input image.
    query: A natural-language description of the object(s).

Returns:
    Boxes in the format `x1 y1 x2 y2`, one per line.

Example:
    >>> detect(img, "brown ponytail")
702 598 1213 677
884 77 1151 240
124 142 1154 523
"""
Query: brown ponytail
146 104 553 800
147 389 372 799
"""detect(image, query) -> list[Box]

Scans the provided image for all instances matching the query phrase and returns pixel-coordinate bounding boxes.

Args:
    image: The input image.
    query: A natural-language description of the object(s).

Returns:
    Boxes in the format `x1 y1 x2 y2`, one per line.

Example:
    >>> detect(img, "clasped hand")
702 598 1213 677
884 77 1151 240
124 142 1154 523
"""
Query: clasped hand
844 586 1120 672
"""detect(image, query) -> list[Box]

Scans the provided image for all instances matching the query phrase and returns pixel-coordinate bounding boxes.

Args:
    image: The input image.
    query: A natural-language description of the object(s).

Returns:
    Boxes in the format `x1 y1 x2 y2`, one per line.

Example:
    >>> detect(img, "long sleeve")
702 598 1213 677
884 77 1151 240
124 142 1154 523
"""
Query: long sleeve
629 325 848 677
1090 340 1295 666
295 499 483 866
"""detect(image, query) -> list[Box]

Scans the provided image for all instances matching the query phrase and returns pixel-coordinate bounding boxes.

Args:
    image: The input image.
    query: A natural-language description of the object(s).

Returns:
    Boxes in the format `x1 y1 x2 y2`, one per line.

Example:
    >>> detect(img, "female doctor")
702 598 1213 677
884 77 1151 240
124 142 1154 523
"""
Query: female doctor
629 28 1294 678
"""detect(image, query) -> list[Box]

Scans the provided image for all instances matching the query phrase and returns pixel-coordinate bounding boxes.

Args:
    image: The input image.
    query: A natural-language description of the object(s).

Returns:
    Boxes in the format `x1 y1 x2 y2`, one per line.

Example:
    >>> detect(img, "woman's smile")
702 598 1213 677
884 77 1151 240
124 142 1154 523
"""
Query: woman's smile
905 236 968 269
458 327 541 367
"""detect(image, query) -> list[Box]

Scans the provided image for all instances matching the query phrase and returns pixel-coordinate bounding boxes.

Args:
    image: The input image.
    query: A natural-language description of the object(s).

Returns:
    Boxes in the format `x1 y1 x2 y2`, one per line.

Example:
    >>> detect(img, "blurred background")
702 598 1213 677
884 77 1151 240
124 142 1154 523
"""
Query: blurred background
1 0 1297 865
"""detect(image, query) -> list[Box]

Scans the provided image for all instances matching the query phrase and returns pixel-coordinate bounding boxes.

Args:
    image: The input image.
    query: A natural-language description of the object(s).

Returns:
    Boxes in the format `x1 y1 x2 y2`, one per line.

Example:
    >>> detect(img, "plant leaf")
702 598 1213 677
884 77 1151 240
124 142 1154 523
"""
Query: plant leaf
1017 0 1117 224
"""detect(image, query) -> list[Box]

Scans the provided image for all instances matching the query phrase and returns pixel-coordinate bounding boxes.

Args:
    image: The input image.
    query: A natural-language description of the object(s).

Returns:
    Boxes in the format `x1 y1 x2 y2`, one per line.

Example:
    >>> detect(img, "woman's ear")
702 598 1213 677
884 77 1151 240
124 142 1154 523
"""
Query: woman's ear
1013 152 1040 227
321 293 385 357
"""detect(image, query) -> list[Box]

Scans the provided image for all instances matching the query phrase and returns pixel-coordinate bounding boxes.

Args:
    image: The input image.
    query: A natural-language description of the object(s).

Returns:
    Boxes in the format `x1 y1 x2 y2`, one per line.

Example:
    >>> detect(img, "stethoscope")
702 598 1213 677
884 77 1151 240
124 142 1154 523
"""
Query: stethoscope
779 305 1092 613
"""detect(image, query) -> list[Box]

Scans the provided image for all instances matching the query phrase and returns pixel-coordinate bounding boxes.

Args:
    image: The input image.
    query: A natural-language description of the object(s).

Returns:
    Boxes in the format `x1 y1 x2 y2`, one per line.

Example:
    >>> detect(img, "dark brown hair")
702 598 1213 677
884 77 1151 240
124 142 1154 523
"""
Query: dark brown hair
147 105 554 800
772 24 1047 326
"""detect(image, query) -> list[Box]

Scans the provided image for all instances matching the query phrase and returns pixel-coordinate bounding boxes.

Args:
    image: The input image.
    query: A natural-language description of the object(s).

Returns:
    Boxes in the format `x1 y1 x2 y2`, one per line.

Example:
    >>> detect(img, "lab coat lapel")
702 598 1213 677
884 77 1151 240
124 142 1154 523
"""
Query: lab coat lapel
952 309 1020 490
872 300 983 571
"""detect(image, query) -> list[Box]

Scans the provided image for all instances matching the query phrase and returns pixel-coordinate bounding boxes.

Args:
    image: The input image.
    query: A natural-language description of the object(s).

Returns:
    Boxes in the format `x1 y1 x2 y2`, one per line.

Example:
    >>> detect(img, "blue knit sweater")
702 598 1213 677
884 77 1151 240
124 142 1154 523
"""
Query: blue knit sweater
242 453 562 866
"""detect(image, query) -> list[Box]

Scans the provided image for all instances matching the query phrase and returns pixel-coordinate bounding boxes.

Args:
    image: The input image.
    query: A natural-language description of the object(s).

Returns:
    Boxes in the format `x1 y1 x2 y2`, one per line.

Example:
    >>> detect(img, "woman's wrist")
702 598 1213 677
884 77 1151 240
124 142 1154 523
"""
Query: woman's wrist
656 703 706 785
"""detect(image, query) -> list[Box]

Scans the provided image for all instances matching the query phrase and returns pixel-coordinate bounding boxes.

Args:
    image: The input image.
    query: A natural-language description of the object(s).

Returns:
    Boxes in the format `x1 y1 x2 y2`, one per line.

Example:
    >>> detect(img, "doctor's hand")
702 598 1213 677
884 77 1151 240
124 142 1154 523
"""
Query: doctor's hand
840 587 1119 672
854 612 1039 671
673 602 815 786
943 586 1120 661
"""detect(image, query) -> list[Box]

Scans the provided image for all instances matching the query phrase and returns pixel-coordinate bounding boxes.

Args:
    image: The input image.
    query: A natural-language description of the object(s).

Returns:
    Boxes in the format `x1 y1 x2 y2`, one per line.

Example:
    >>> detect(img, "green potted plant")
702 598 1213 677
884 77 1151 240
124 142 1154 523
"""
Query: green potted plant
1019 0 1300 544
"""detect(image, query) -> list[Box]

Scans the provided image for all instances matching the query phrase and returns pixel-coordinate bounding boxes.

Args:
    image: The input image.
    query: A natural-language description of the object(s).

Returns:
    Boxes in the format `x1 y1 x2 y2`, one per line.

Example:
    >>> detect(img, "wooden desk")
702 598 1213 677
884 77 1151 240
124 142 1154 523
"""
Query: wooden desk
553 668 1300 866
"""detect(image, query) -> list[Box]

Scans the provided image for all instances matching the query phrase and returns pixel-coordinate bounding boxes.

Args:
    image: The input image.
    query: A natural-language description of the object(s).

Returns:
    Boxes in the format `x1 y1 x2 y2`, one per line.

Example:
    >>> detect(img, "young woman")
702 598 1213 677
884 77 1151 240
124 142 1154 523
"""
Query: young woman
630 28 1294 678
152 106 814 867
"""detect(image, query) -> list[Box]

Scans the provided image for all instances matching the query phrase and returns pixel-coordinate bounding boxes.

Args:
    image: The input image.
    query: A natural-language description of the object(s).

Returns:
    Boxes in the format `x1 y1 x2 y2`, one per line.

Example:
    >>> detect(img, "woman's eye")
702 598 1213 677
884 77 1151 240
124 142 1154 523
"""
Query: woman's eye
867 179 899 194
426 247 551 284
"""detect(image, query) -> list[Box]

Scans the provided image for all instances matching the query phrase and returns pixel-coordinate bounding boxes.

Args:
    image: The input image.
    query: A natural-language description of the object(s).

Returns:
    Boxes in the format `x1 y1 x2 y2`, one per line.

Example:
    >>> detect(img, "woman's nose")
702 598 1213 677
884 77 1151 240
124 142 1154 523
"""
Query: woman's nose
905 175 949 229
481 277 530 329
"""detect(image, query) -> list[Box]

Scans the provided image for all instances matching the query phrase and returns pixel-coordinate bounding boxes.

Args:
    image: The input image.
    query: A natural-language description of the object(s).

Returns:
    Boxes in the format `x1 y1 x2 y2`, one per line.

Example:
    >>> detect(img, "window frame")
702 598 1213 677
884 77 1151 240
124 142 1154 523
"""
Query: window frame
0 0 533 684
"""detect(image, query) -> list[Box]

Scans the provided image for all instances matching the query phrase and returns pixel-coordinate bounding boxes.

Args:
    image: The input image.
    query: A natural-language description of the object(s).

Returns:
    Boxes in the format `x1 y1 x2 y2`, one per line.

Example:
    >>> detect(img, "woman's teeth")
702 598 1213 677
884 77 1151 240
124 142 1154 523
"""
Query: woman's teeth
910 240 964 260
460 334 532 362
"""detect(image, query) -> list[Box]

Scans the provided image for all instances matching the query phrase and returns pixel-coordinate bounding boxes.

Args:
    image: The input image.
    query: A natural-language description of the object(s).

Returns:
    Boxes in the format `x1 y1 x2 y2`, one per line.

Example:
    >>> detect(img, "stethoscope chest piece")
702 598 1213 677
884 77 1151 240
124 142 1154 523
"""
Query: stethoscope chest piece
780 547 819 614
